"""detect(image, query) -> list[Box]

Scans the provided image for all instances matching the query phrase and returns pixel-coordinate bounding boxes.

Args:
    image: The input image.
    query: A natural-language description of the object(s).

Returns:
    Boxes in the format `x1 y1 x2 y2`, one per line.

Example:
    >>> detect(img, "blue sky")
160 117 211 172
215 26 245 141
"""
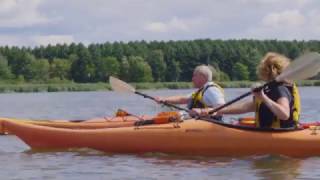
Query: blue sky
0 0 319 47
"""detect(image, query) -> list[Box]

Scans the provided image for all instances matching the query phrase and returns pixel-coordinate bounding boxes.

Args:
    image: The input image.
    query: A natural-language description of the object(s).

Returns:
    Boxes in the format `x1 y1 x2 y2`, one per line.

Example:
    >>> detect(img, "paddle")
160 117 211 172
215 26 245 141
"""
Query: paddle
208 52 320 115
109 76 190 112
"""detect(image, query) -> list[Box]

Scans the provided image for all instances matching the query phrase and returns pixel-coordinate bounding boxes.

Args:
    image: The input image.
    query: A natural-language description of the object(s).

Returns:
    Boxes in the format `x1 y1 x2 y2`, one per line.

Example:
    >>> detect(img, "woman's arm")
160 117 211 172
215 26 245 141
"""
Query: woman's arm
256 90 290 120
217 100 255 115
190 100 255 116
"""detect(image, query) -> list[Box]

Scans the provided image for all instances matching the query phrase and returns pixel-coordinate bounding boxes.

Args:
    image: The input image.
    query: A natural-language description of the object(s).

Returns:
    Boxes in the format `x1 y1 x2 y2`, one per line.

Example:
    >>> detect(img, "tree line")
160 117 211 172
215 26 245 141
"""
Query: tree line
0 39 319 83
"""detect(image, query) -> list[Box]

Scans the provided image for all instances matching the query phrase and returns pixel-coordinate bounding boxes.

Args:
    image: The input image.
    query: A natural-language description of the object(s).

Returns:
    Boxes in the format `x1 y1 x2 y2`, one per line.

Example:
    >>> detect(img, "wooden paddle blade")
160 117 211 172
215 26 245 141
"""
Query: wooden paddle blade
276 52 320 81
109 76 136 93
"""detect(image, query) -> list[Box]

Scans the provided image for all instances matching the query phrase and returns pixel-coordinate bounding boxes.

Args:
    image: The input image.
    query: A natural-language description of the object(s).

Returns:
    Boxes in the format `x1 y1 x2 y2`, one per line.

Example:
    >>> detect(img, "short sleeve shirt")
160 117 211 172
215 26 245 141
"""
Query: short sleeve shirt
202 82 225 107
258 85 293 128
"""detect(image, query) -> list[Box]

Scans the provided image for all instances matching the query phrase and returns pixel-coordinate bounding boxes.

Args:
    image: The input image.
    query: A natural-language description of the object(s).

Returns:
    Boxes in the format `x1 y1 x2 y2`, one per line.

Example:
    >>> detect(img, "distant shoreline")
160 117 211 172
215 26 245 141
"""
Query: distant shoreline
0 80 319 93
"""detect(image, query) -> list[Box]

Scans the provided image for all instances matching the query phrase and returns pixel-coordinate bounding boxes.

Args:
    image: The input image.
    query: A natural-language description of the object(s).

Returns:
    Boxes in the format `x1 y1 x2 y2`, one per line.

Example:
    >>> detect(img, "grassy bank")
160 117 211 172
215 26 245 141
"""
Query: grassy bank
135 80 320 89
0 80 319 93
0 83 111 93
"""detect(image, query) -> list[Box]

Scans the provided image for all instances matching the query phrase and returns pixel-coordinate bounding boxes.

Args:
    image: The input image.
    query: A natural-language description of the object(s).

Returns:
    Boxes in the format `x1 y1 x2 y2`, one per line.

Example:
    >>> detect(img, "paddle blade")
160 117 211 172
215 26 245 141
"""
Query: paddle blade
276 52 320 81
109 76 136 93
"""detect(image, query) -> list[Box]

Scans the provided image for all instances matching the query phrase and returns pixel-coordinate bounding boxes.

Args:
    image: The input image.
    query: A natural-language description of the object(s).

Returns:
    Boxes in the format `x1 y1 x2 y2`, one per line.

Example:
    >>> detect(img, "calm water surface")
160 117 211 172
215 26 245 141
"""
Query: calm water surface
0 87 320 180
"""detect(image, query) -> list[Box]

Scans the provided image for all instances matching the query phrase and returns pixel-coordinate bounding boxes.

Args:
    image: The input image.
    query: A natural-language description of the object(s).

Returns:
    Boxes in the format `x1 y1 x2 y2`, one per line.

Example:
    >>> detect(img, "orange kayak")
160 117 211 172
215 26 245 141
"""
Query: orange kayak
4 118 320 157
0 110 180 135
0 115 152 135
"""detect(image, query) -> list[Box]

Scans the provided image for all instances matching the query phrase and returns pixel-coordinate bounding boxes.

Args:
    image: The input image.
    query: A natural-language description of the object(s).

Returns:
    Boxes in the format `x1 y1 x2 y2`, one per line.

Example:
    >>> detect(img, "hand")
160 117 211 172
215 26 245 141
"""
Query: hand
154 97 166 104
251 82 265 100
210 111 219 116
251 87 266 101
189 108 200 117
189 108 209 117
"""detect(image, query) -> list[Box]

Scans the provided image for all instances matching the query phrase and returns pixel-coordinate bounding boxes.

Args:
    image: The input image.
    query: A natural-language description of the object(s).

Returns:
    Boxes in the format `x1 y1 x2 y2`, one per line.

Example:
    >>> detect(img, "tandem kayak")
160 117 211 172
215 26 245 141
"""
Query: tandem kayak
0 114 153 135
4 117 320 157
0 110 180 135
0 116 138 135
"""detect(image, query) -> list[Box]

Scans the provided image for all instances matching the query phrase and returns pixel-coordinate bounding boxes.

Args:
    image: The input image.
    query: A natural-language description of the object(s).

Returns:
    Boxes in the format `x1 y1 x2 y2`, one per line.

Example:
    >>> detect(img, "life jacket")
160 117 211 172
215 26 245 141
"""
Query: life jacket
188 82 224 109
254 83 300 128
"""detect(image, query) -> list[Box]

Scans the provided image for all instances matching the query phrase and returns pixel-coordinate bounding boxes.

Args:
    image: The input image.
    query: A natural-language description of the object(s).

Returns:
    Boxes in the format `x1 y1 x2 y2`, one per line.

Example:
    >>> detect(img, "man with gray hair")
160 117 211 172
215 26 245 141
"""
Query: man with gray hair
156 64 225 118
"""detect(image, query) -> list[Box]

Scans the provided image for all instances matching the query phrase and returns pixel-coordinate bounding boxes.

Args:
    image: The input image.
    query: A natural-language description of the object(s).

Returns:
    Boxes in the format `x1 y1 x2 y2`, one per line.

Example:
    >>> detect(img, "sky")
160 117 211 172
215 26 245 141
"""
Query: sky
0 0 319 47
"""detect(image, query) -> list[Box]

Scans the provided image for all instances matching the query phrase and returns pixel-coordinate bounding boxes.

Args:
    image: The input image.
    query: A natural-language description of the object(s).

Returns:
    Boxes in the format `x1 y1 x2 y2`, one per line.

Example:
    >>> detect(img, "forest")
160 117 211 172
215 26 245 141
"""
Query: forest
0 39 319 84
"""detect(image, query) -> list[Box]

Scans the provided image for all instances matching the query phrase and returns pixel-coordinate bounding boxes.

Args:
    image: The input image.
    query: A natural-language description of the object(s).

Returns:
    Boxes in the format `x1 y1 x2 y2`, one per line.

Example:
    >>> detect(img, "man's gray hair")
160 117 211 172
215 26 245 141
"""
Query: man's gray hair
194 65 213 81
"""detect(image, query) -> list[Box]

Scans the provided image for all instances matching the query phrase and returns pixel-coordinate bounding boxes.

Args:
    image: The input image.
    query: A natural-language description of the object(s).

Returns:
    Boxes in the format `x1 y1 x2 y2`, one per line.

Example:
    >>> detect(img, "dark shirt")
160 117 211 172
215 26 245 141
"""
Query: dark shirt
258 84 293 128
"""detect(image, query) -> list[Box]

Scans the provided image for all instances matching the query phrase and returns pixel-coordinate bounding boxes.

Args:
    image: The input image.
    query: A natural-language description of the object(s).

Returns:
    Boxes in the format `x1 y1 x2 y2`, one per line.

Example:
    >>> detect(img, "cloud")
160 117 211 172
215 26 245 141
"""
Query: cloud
245 8 320 40
0 35 24 46
0 0 52 28
308 10 320 33
32 35 75 46
0 34 74 47
262 10 305 28
144 17 189 33
144 22 168 33
0 0 17 13
1 0 320 46
237 0 310 6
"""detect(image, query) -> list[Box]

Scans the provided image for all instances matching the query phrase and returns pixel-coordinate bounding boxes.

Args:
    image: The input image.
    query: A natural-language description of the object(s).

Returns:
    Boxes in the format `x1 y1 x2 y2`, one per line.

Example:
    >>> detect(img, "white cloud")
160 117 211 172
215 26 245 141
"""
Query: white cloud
0 0 51 28
0 35 24 46
244 8 320 40
237 0 310 6
1 0 320 46
32 35 75 46
0 34 74 47
144 17 189 33
262 10 305 28
144 22 168 33
0 0 17 13
144 16 209 34
308 10 320 34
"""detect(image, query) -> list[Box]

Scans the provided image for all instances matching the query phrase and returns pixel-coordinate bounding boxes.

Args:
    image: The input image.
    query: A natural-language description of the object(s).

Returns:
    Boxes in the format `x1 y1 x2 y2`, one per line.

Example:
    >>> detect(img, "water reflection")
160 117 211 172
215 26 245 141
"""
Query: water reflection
251 155 302 180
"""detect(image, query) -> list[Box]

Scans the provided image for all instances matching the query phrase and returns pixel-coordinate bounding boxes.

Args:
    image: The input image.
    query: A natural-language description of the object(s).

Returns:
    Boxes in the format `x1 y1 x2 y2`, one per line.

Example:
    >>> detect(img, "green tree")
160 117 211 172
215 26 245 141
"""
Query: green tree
128 56 153 82
146 50 167 82
287 42 300 59
88 44 102 60
1 39 319 82
119 57 130 81
219 71 230 81
0 54 12 79
50 58 71 80
24 58 50 82
165 59 181 82
246 48 262 80
95 56 120 81
9 52 35 77
70 45 95 82
112 42 124 60
176 42 198 81
233 62 249 80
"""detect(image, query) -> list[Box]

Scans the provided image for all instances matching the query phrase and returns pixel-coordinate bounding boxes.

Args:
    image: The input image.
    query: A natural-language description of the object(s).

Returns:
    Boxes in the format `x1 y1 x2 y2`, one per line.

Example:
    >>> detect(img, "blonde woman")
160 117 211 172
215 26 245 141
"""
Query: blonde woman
202 52 300 128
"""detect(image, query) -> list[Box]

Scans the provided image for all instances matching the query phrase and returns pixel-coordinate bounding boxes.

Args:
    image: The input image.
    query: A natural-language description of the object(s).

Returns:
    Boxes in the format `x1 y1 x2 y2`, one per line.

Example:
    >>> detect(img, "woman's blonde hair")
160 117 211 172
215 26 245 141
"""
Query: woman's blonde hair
257 52 291 81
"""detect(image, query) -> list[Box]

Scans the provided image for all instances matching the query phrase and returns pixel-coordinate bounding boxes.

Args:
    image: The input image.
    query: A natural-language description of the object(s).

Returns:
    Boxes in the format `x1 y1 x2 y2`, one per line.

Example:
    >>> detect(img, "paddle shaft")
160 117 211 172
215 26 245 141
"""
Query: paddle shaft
137 80 276 115
208 80 278 115
135 91 189 112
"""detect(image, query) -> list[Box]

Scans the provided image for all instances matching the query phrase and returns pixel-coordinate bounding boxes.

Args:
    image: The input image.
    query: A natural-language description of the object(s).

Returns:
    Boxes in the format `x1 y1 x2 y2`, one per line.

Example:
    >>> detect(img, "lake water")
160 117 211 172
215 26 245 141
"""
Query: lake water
1 87 320 180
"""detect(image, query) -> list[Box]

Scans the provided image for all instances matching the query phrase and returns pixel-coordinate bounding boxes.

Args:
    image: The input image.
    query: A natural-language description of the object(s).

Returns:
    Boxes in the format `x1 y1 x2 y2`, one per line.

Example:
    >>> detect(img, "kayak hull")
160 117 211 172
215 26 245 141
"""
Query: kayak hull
0 115 151 135
4 119 320 157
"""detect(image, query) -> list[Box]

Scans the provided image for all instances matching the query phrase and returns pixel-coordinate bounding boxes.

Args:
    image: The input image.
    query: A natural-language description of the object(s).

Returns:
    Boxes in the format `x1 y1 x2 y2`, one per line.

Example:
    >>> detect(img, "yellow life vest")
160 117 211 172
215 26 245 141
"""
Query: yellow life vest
254 83 300 128
188 82 224 109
